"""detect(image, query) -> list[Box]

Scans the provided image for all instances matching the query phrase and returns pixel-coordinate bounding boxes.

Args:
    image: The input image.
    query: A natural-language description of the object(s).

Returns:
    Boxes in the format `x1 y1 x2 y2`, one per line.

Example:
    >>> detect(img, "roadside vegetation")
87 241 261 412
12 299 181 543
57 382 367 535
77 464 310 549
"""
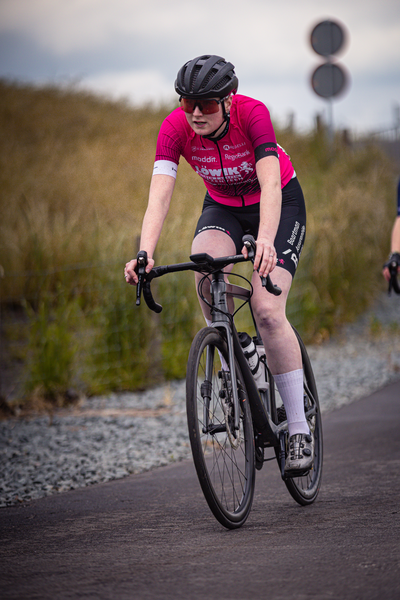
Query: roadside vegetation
0 80 397 406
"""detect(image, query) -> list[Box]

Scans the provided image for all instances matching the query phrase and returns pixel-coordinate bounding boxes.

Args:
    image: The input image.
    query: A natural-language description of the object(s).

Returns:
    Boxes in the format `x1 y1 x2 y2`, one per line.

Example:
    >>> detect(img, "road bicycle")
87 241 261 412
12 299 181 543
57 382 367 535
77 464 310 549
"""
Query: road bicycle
135 235 323 529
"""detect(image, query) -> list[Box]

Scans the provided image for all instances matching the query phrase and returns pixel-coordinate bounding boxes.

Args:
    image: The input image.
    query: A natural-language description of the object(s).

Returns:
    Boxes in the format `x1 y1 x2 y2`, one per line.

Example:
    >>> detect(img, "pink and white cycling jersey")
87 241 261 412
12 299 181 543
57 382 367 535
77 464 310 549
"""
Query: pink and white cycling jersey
154 94 295 207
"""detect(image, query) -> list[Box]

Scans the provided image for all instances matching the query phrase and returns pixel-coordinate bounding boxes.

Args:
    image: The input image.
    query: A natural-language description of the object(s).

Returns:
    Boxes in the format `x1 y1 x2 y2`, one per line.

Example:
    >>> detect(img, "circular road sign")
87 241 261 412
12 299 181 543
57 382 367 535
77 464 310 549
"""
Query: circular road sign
311 62 347 98
311 20 345 57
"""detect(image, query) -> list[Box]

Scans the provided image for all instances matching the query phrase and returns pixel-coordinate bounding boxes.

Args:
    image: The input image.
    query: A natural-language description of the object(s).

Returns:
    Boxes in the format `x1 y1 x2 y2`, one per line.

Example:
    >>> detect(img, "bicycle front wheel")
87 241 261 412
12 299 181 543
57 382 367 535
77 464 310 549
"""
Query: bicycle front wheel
186 327 256 529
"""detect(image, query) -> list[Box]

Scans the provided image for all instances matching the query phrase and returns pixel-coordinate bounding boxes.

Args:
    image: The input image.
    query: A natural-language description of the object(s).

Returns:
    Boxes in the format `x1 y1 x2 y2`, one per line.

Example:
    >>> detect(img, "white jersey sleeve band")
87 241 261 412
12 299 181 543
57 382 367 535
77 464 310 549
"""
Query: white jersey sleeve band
153 160 178 178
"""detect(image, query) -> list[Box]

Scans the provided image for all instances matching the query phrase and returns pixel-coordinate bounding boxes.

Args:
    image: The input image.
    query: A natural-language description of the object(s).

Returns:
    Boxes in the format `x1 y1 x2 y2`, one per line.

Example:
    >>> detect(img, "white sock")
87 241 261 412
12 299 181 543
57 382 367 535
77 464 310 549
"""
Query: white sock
205 317 229 371
274 369 310 438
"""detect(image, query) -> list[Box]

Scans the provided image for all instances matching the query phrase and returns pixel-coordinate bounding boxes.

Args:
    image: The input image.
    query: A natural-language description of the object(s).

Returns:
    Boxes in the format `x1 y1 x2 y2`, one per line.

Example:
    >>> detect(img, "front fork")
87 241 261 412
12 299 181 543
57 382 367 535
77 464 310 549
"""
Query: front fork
201 322 240 434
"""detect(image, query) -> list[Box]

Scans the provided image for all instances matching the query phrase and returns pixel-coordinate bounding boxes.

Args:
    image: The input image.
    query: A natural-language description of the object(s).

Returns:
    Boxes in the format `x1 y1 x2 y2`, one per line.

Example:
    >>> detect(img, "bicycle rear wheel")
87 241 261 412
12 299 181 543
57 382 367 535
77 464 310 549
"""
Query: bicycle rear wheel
186 327 256 529
273 329 323 505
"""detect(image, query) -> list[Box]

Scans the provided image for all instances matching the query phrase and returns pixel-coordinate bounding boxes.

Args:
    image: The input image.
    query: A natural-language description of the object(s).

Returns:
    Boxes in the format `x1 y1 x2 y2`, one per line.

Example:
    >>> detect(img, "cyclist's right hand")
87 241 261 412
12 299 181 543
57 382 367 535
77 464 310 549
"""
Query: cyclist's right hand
124 252 154 285
382 252 400 283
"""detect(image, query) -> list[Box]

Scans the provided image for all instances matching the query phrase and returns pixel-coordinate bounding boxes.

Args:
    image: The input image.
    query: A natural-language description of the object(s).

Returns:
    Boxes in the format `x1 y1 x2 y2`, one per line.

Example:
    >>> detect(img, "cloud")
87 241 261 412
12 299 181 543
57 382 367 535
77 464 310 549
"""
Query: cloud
1 0 399 75
80 69 176 106
0 0 399 131
1 0 398 59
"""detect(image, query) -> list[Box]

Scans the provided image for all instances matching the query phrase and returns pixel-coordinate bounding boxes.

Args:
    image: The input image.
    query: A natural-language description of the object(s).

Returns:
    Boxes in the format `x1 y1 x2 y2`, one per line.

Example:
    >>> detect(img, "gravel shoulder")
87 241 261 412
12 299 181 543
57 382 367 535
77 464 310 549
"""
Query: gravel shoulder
1 293 399 508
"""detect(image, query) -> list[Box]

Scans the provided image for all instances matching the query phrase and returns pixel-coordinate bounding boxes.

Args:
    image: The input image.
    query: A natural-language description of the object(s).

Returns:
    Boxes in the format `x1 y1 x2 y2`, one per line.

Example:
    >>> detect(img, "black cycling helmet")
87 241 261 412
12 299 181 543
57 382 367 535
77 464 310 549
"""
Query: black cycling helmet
175 55 238 99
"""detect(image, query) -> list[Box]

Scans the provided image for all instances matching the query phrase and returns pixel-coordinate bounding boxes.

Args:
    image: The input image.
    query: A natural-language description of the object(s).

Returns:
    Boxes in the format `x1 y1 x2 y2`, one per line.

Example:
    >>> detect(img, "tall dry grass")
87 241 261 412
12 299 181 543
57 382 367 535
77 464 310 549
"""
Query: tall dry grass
0 80 397 401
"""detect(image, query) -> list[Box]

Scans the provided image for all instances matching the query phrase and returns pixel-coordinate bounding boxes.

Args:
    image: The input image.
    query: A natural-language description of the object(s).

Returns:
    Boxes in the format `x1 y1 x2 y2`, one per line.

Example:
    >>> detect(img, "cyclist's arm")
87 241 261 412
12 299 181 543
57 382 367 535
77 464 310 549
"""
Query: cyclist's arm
390 216 400 254
243 155 281 278
125 174 175 285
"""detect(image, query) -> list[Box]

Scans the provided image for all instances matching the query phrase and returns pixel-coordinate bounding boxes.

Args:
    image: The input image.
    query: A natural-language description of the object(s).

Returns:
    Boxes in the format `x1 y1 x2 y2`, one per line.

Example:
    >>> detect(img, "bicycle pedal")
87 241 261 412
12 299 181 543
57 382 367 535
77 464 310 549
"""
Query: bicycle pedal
255 445 264 470
283 468 311 480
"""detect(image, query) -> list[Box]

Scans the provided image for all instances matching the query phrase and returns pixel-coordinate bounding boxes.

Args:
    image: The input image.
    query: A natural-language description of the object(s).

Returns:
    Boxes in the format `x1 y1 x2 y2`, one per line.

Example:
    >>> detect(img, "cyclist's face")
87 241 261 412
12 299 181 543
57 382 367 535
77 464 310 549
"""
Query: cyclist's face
185 96 232 137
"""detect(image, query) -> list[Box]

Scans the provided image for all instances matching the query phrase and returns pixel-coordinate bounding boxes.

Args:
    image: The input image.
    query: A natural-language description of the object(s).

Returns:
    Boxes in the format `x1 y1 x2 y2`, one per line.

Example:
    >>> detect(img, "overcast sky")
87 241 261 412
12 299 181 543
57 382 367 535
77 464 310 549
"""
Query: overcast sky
0 0 399 133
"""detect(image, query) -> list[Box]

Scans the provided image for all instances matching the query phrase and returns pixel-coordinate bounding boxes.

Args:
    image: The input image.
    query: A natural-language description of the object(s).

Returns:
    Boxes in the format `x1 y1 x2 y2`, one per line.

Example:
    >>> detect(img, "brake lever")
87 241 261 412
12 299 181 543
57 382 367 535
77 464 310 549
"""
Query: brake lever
136 251 148 306
243 238 282 296
261 275 282 296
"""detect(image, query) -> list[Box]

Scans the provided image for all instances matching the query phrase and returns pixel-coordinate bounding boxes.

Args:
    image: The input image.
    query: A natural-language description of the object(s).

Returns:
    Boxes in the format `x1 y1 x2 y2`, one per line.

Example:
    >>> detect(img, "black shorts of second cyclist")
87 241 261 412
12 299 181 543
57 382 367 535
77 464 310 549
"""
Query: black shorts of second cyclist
194 177 306 278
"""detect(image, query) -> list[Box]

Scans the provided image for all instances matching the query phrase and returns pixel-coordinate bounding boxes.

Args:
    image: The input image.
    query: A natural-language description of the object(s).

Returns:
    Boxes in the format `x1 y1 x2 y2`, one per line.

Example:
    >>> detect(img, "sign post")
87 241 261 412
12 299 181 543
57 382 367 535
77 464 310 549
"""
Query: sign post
310 20 349 143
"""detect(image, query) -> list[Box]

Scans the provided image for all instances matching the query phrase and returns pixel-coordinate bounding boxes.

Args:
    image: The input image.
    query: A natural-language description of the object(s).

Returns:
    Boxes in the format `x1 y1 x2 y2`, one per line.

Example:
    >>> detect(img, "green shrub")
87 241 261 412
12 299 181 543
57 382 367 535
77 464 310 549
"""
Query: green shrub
24 290 80 400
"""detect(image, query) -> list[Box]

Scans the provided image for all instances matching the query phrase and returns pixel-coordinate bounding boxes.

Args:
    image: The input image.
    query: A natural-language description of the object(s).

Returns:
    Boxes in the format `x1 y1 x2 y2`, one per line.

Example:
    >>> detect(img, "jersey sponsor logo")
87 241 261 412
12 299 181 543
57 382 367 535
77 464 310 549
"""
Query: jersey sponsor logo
254 142 278 162
224 150 251 161
192 155 217 163
238 161 253 174
194 163 254 183
195 165 241 177
222 142 246 151
296 225 305 253
287 221 300 246
264 147 278 154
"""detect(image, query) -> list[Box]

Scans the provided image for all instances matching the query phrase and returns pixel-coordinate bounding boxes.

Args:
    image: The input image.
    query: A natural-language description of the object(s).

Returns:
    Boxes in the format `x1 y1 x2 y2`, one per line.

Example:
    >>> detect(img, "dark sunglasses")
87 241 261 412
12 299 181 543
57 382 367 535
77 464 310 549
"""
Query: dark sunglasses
179 97 225 115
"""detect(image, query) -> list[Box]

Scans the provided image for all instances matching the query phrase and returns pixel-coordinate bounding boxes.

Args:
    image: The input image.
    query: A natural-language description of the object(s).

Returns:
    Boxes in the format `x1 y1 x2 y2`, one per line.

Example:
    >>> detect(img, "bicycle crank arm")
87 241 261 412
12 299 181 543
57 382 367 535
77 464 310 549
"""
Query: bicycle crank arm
278 431 287 480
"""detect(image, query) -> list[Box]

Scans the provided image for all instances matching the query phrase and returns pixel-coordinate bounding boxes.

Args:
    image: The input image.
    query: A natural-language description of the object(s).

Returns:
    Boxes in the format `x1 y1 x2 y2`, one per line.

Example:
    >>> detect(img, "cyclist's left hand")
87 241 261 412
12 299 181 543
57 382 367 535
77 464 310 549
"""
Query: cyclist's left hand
124 255 154 285
241 237 276 278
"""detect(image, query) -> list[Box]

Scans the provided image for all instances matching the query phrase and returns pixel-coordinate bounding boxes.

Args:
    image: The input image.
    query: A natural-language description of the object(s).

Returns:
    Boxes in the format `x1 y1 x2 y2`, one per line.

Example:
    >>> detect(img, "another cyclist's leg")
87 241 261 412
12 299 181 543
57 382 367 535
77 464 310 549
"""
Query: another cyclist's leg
251 268 313 474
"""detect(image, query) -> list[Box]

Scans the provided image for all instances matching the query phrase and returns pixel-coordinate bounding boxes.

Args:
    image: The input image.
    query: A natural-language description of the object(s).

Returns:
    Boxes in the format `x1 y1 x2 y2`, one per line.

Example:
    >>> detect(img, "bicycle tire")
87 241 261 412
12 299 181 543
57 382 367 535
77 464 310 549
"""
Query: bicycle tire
273 329 323 505
186 327 256 529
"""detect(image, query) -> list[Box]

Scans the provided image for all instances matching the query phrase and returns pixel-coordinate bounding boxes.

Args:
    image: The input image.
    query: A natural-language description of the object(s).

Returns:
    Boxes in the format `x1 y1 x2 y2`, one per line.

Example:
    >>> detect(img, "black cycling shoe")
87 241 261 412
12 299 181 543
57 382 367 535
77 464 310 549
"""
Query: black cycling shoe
284 432 314 477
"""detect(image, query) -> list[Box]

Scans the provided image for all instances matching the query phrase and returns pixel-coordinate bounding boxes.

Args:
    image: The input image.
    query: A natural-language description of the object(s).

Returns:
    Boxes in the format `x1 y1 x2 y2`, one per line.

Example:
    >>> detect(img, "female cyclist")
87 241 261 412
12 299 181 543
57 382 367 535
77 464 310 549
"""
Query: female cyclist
125 55 313 476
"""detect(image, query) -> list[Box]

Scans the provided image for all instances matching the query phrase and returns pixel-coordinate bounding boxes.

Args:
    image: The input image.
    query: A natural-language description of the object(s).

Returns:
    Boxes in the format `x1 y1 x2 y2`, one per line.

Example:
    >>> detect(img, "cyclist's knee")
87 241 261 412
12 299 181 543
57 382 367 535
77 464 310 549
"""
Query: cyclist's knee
251 286 288 333
254 306 286 334
191 229 236 257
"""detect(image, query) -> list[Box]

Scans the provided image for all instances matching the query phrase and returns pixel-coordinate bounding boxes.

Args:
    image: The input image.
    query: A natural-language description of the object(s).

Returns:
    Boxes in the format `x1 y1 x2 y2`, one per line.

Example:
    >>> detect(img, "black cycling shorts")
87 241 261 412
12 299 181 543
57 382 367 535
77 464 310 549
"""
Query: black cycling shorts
194 177 306 277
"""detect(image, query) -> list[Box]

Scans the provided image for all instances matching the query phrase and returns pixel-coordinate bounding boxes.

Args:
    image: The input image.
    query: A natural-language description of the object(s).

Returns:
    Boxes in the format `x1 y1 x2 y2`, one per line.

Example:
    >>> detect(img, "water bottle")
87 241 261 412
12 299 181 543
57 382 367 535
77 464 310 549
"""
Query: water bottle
238 332 268 391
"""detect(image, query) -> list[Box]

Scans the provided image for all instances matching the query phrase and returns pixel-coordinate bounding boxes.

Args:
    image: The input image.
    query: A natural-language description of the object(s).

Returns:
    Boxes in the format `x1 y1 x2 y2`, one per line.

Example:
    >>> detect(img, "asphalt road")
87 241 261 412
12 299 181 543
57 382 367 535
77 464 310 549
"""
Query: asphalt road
1 380 399 600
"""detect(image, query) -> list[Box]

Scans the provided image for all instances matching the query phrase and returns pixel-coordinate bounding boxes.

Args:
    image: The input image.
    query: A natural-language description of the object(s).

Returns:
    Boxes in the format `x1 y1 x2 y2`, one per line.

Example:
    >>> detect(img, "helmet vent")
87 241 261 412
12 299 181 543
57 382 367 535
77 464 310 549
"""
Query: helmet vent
201 69 218 90
214 75 230 91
